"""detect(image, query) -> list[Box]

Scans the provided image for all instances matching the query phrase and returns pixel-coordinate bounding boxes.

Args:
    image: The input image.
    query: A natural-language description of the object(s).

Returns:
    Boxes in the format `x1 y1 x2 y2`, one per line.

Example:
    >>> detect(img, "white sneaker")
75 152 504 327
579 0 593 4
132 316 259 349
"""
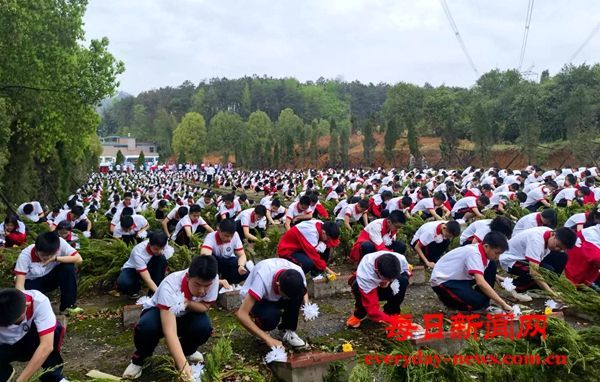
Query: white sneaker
123 362 143 379
187 351 204 363
59 379 69 382
282 330 306 347
510 290 533 302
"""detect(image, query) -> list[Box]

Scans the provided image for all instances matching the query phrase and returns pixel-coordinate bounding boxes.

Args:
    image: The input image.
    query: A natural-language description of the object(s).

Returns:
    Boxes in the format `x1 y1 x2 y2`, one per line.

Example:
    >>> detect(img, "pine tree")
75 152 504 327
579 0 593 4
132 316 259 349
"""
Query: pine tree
328 118 339 167
383 118 399 164
362 115 376 166
136 150 145 168
339 124 350 168
115 150 125 165
309 121 319 165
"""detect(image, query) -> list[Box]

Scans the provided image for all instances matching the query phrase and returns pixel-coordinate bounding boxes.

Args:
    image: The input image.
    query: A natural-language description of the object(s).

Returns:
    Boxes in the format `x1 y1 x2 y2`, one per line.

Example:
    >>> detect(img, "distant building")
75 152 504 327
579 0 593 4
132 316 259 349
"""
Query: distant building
100 135 159 167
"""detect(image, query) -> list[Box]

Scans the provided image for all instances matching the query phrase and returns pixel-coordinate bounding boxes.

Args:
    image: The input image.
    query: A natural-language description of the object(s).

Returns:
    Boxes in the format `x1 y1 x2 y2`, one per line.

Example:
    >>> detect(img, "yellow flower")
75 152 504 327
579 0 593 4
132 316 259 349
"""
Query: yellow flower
408 264 414 272
544 307 553 315
327 273 337 282
342 342 353 352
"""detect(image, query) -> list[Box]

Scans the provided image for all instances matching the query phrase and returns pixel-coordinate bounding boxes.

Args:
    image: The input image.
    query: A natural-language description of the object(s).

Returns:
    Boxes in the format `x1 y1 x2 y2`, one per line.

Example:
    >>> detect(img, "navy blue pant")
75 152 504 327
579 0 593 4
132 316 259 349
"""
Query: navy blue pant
422 240 451 263
131 307 212 366
360 240 407 260
351 272 409 319
0 323 65 382
235 220 264 242
508 251 567 292
432 261 497 311
116 255 168 296
290 250 330 277
25 264 77 312
250 297 303 332
216 256 249 285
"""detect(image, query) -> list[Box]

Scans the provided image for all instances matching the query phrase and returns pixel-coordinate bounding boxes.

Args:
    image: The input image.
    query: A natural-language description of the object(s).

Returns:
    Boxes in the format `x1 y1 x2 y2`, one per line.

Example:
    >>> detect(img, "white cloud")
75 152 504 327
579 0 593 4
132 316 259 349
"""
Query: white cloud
83 0 600 94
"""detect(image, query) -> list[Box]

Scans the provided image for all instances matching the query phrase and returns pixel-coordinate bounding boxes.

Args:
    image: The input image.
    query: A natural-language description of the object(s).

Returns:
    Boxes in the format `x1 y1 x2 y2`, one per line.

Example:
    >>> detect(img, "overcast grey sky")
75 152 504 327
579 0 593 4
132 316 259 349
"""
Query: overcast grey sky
83 0 600 95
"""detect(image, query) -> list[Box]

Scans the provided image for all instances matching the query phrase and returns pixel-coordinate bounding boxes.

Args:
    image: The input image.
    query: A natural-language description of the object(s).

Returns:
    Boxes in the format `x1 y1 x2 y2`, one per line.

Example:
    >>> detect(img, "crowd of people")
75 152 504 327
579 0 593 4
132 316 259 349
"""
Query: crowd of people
1 164 599 381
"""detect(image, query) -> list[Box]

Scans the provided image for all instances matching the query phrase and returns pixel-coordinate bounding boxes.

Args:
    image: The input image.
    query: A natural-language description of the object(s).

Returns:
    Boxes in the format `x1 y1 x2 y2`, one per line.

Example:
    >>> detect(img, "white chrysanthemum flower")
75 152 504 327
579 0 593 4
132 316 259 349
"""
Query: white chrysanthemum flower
301 302 320 321
265 346 287 363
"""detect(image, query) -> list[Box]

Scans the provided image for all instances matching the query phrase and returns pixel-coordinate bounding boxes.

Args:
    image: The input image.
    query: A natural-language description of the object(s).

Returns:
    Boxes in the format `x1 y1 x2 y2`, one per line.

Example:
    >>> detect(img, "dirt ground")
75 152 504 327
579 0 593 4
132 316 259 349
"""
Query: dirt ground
30 273 592 381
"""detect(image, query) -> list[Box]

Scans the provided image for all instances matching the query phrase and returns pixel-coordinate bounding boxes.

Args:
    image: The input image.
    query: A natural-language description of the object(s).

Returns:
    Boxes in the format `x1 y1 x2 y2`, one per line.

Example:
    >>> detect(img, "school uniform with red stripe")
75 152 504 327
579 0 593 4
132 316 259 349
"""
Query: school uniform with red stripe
278 220 338 271
350 218 397 263
565 226 600 286
240 258 306 302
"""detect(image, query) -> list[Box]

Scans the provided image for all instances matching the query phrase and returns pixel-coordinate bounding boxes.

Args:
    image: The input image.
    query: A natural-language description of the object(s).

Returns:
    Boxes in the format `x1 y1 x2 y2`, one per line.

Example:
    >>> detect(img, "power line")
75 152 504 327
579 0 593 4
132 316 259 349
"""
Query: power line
567 21 600 63
518 0 535 70
439 0 478 74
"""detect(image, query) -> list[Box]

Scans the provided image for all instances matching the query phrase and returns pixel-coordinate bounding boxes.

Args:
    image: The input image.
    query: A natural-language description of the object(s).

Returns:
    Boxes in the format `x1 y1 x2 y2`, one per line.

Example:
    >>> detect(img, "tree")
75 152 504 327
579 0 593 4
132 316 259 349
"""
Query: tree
470 101 492 164
339 123 350 168
383 118 399 164
172 112 207 163
362 115 377 166
240 83 252 118
424 87 462 166
513 87 541 164
136 150 145 168
0 0 123 203
209 111 244 163
115 150 125 165
328 119 339 166
245 110 273 168
277 108 303 162
383 83 424 163
153 108 177 159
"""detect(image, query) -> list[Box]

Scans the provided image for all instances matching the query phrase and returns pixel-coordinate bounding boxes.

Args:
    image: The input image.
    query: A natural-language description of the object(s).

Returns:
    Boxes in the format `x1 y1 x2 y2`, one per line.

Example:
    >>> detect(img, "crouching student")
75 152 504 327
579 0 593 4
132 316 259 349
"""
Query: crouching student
346 251 410 328
113 214 149 245
123 256 218 380
235 258 308 348
116 231 174 299
235 205 268 242
459 216 513 245
451 195 490 221
336 199 369 230
431 232 513 312
410 220 461 269
499 226 577 302
14 232 83 315
565 224 600 287
171 205 213 248
200 219 249 285
0 214 27 247
277 220 340 277
56 220 79 249
0 288 67 382
350 210 407 263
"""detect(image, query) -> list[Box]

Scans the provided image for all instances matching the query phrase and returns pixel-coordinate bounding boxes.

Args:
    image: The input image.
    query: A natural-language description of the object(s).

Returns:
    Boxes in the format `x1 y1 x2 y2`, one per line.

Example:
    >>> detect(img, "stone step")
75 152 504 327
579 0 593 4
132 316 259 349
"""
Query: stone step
307 274 352 299
269 351 356 382
409 265 428 285
217 290 242 311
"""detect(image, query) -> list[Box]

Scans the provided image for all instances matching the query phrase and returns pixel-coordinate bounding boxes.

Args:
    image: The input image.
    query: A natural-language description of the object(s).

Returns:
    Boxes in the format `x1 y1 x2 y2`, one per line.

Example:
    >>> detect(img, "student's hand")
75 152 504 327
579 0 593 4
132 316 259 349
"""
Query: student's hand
219 279 232 290
180 363 194 381
265 337 283 348
262 237 270 243
42 255 57 266
502 303 513 312
425 261 436 269
238 265 248 275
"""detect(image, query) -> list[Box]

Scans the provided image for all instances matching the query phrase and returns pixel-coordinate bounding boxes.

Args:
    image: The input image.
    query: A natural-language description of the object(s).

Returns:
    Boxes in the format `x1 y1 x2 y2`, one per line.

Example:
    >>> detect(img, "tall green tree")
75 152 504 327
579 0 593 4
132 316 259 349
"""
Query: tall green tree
172 112 207 162
383 83 424 162
470 101 492 164
246 110 273 168
424 87 462 166
152 108 177 159
240 83 252 118
328 119 339 167
136 151 145 168
0 0 123 203
277 108 303 161
362 115 377 166
115 150 125 165
383 118 399 164
209 111 244 163
309 121 319 165
513 87 541 164
339 123 350 168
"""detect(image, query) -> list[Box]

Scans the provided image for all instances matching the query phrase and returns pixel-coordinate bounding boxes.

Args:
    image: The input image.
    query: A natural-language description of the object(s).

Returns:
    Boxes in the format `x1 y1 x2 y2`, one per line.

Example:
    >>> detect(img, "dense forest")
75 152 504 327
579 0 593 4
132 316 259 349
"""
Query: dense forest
100 65 600 169
0 0 123 206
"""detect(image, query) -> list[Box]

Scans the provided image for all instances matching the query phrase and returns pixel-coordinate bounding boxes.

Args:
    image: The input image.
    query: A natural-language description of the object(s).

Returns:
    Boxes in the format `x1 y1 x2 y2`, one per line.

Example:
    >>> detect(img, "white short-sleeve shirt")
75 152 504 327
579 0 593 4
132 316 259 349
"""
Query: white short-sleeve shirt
240 258 306 302
201 231 244 258
149 269 219 314
499 226 552 271
430 244 489 286
356 251 410 294
459 219 492 245
0 290 57 345
411 221 446 247
14 238 79 280
122 240 175 272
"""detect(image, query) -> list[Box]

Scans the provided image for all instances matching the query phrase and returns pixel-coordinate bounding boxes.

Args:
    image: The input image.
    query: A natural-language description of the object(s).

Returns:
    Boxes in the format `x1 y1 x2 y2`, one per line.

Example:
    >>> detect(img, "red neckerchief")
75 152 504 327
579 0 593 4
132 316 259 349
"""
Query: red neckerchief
543 230 552 249
145 244 158 257
477 243 489 267
272 269 285 295
215 232 224 245
31 248 42 263
67 212 72 222
66 233 72 242
436 223 444 236
535 213 543 226
381 218 397 237
25 293 34 320
250 211 256 223
180 272 192 300
354 204 361 214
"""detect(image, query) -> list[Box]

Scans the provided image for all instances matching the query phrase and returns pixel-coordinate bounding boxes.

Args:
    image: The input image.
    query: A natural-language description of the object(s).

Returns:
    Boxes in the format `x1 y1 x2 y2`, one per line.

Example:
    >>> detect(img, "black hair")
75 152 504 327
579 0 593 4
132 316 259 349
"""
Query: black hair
509 183 521 191
565 174 576 185
579 186 591 196
299 195 311 206
3 214 19 229
554 227 577 249
309 193 319 203
489 216 513 238
401 196 413 207
121 207 134 217
35 232 61 254
71 205 84 217
482 231 509 252
516 191 527 203
381 190 393 201
272 199 281 208
123 191 133 199
540 209 557 229
22 203 34 215
148 230 168 247
189 204 202 214
357 199 369 209
188 255 218 281
0 289 26 326
219 219 236 234
387 210 406 224
478 195 490 206
222 194 234 203
278 269 306 299
120 215 134 229
56 220 72 232
433 192 447 202
177 206 189 218
158 200 168 208
252 204 266 217
445 221 461 237
376 253 402 280
322 221 340 239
